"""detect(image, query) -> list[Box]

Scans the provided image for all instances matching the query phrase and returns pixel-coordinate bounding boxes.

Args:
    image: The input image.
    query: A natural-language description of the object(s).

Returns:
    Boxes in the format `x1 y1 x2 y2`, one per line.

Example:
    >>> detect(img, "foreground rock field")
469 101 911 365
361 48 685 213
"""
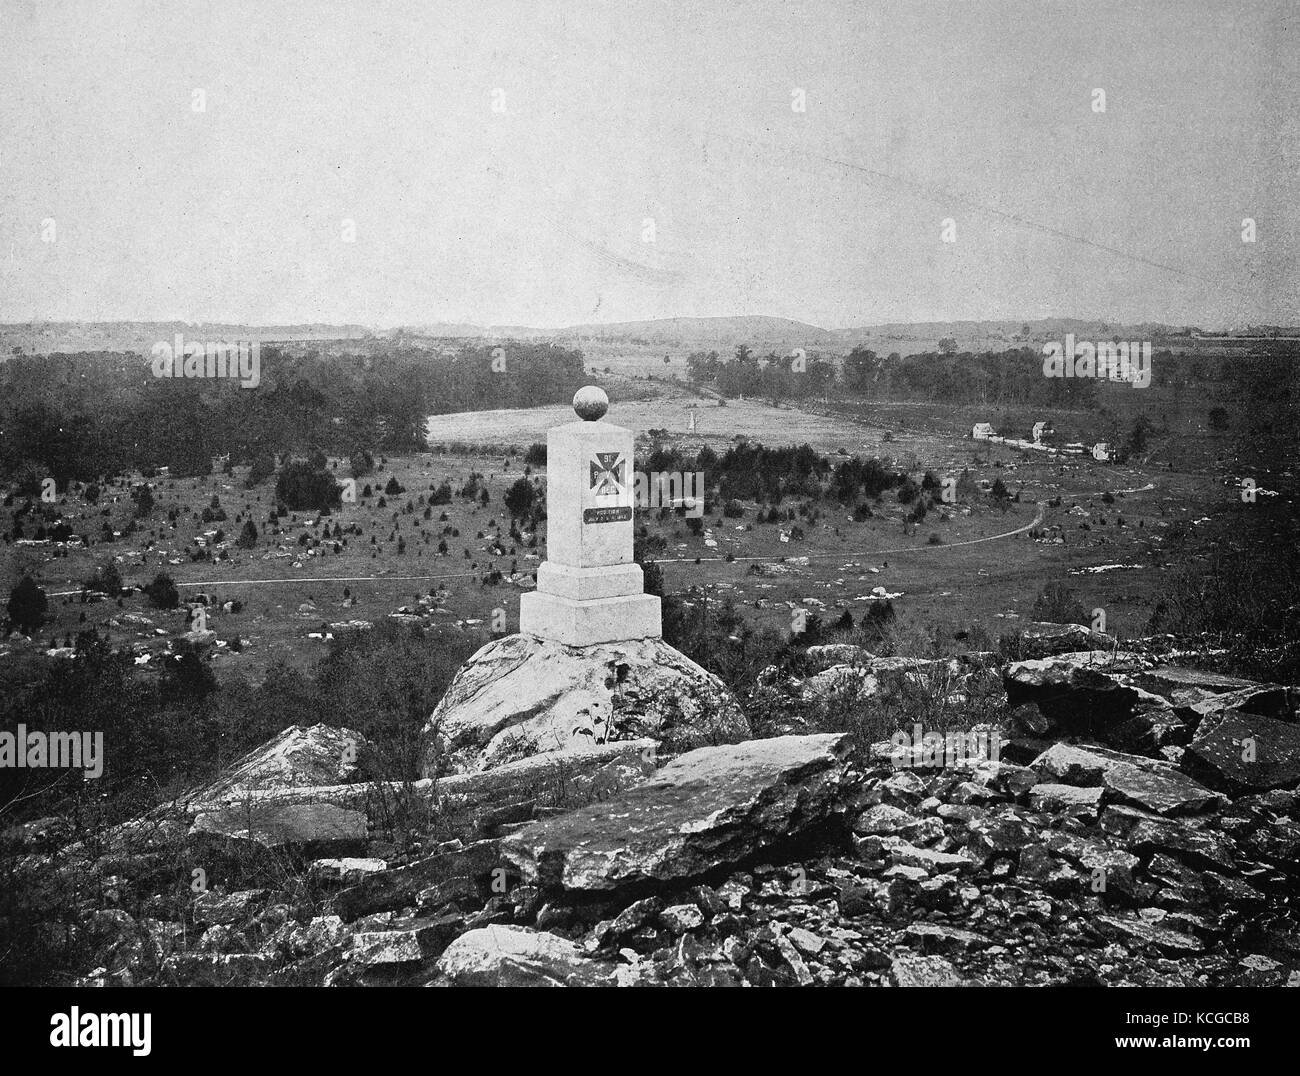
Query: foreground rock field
6 629 1299 987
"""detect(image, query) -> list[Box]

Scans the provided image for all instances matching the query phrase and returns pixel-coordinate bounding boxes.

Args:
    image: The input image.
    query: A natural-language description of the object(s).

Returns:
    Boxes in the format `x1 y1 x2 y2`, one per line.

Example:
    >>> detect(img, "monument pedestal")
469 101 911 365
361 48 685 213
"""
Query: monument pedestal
519 589 661 647
519 386 663 648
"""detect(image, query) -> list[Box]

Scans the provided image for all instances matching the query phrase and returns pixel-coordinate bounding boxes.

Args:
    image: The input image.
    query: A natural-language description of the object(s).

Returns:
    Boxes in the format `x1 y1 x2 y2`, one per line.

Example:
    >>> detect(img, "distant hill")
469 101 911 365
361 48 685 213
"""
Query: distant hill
1 321 371 357
15 314 1289 361
551 315 837 346
831 318 1198 350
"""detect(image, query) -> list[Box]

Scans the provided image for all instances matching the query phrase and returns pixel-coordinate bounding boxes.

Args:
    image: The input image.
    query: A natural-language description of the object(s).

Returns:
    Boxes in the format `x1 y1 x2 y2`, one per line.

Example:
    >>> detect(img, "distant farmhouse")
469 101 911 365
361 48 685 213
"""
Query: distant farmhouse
971 422 995 440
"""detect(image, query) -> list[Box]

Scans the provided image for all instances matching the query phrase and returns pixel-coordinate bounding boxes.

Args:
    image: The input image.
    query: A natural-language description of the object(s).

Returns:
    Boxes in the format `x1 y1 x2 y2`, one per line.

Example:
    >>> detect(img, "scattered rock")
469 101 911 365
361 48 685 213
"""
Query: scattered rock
193 889 267 925
659 904 705 933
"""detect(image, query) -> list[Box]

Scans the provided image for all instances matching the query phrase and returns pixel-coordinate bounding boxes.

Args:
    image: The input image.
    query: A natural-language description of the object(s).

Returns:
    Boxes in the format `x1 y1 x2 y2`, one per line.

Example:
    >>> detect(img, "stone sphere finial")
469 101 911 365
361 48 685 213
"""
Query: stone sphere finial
573 385 609 421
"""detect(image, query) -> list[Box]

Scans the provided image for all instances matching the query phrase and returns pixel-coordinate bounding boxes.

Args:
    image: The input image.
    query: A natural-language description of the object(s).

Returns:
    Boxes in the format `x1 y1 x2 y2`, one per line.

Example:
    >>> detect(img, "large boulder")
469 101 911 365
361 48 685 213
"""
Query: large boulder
1004 652 1154 731
186 724 368 805
434 925 612 986
421 633 748 775
501 733 863 895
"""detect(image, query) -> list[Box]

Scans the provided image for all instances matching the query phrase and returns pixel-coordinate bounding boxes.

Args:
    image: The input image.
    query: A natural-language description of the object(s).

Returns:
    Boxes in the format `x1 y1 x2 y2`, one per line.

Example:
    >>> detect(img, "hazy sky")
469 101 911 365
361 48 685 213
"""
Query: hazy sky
1 0 1295 329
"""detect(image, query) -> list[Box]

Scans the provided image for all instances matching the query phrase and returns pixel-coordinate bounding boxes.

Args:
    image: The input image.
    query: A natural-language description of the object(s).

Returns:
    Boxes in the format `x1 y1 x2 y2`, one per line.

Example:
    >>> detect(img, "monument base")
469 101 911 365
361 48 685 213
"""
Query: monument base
519 590 662 647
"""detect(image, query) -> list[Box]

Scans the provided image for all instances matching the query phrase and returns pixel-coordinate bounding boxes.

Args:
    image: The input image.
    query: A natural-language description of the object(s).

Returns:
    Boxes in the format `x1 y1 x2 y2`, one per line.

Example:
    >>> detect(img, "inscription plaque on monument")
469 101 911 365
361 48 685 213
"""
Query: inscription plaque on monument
583 506 633 524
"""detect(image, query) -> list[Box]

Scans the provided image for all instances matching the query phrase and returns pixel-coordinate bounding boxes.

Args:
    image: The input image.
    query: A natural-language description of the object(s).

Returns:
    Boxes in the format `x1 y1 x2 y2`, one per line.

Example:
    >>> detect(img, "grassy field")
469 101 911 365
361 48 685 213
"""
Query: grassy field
3 365 1237 685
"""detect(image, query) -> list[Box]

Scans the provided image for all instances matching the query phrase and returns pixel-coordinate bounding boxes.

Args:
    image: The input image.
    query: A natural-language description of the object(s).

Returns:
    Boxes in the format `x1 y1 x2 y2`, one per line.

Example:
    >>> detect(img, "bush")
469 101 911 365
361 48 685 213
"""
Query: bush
504 477 536 520
84 561 123 594
6 576 47 634
1031 582 1086 625
143 573 180 610
275 462 342 512
132 485 155 517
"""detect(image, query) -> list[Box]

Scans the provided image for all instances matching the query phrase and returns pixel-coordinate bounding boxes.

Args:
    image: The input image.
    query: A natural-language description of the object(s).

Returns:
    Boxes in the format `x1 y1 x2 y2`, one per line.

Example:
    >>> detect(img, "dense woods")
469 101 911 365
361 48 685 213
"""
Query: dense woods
0 343 586 484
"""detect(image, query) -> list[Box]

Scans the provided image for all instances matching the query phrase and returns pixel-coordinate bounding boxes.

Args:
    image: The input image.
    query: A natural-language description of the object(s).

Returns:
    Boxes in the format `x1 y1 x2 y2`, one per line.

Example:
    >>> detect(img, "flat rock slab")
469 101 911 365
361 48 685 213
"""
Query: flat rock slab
1098 914 1204 953
348 915 460 966
1101 763 1226 816
1030 742 1184 787
904 923 991 953
1028 783 1105 811
501 734 859 894
1030 743 1120 784
435 925 612 986
333 839 504 922
890 953 968 987
191 802 368 850
1138 666 1279 696
1185 711 1300 792
1175 685 1292 723
422 634 748 774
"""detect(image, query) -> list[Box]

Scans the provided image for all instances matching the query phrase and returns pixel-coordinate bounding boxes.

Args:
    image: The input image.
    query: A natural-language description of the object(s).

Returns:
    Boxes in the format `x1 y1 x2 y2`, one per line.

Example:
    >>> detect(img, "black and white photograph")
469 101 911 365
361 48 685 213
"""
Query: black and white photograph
0 0 1297 1051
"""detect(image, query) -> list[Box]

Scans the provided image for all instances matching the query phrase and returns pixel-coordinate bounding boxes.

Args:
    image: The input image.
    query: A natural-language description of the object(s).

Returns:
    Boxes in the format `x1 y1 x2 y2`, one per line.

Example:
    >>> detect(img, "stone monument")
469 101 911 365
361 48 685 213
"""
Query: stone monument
420 386 747 776
519 386 661 646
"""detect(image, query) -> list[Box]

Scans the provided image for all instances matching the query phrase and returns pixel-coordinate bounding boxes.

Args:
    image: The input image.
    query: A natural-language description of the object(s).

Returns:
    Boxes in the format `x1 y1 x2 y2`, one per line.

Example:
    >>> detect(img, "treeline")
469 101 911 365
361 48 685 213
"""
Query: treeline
0 343 585 484
637 441 926 510
687 342 1300 409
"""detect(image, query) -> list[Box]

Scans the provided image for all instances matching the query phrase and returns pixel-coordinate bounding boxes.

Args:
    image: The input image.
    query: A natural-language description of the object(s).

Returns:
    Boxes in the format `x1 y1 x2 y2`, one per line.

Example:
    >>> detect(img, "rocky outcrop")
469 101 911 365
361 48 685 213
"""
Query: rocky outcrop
11 629 1300 990
501 733 863 894
421 633 748 775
